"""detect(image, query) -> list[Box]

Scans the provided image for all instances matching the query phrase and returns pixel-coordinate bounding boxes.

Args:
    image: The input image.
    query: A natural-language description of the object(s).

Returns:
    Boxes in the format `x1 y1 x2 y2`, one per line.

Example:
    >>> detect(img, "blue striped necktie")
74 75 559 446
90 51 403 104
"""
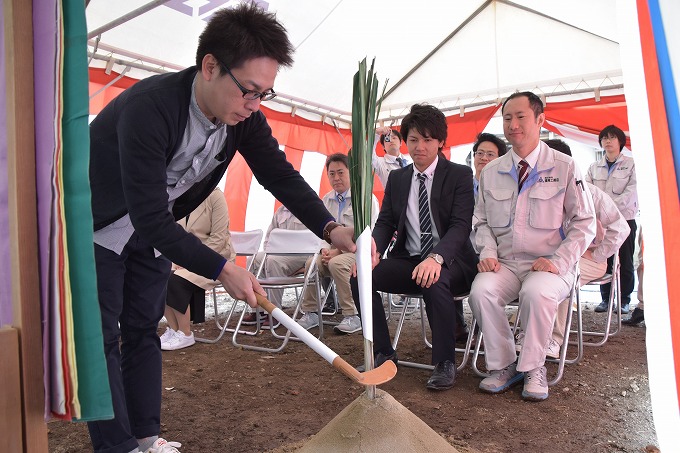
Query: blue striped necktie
418 173 433 257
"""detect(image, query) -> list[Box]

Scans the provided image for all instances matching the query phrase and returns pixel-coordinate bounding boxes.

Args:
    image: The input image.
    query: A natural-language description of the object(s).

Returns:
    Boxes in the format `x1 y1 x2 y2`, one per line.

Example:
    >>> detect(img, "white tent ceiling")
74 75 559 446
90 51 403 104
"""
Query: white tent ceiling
86 0 624 125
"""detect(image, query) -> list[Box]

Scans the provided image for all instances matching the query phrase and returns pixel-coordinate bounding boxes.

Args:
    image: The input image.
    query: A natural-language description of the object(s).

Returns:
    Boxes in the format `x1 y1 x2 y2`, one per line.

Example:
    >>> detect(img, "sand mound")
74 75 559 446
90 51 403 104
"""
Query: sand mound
296 389 460 453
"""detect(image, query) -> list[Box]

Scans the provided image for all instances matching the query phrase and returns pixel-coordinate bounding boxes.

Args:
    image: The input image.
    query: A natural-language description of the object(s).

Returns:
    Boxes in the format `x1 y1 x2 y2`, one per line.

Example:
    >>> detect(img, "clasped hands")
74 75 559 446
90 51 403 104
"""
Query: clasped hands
477 257 558 274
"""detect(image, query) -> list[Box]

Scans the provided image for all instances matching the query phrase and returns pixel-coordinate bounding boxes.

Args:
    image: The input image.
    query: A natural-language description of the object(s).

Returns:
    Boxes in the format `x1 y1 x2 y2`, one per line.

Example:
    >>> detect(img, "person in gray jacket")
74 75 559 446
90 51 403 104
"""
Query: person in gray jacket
586 124 638 314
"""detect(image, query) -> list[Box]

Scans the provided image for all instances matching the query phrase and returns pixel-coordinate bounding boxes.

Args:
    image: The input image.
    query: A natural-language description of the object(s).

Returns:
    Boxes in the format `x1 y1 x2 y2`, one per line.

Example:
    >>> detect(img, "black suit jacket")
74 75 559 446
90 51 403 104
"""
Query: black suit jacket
373 157 478 289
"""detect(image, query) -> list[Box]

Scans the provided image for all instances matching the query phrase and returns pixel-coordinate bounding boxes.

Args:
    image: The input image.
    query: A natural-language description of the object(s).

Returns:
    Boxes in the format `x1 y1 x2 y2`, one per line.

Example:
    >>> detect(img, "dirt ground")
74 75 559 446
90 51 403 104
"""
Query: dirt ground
48 297 657 453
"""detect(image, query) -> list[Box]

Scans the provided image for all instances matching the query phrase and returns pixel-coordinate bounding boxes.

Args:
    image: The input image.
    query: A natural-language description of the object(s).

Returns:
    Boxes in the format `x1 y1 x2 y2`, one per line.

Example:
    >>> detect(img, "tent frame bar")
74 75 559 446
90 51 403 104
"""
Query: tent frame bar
87 0 173 39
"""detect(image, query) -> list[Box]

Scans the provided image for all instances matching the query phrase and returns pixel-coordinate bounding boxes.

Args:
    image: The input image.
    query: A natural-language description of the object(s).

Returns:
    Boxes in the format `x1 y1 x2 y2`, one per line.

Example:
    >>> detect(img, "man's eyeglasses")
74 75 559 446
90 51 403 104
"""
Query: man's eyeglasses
215 58 277 102
474 151 498 159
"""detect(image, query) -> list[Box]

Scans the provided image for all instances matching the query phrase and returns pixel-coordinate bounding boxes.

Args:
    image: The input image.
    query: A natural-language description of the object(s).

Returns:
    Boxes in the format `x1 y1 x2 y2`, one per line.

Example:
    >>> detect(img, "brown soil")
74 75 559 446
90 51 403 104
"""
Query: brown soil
48 301 657 453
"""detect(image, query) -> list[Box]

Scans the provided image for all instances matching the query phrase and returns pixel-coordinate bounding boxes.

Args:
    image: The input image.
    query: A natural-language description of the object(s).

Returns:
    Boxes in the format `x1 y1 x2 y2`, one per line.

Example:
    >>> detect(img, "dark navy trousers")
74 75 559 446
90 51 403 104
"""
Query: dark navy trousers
350 255 469 365
88 233 171 453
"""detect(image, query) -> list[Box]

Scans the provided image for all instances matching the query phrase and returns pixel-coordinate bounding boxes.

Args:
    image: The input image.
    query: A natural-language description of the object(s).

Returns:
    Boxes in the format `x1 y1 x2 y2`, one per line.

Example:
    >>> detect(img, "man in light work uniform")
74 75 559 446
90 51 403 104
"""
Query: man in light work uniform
472 132 507 201
469 92 595 402
297 153 380 334
87 5 354 452
372 126 411 189
586 125 638 314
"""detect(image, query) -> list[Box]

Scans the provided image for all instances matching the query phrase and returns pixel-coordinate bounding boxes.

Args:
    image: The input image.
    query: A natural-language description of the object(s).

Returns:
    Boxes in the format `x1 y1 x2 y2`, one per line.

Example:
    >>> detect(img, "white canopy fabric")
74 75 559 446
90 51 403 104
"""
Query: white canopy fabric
85 0 624 125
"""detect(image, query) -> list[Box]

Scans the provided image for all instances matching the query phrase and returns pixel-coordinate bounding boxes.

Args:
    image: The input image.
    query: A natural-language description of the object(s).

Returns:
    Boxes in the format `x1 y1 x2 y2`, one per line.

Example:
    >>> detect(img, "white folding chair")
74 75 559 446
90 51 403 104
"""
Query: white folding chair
575 252 622 347
194 229 263 344
232 228 322 353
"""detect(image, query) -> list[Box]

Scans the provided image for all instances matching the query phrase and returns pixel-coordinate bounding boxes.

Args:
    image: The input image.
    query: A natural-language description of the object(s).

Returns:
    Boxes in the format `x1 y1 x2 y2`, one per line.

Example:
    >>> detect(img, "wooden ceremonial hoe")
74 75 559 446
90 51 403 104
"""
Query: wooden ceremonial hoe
256 293 397 386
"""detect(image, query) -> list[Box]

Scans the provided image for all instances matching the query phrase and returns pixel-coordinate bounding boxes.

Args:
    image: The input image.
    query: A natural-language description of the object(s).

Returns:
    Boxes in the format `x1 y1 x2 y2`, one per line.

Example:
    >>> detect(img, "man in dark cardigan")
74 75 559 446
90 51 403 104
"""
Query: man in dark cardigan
87 4 353 452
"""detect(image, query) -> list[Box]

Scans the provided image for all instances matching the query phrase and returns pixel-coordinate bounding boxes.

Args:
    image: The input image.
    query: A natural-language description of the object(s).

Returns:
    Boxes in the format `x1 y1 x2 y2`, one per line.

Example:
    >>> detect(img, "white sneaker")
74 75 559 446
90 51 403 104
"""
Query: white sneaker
545 339 561 359
479 362 524 393
144 437 182 452
522 366 549 401
297 312 319 330
514 332 524 353
159 327 176 347
334 315 362 334
161 331 195 351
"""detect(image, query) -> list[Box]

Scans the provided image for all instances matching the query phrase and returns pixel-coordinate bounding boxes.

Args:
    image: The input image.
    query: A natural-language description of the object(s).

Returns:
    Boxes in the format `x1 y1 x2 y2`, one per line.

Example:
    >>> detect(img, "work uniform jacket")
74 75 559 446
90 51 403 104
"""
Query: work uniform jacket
585 154 638 221
475 142 596 276
585 183 631 263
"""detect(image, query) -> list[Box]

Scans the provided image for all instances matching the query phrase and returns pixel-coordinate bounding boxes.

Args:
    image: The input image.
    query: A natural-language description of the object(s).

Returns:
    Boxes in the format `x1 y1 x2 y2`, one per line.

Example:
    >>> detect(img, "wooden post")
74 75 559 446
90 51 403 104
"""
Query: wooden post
4 0 49 450
0 327 23 452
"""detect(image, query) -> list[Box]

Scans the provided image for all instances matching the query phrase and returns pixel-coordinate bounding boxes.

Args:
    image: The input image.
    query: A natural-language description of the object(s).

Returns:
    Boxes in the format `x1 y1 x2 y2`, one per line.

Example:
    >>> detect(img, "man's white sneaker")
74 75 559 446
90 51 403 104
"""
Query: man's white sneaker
161 331 195 351
159 327 176 347
334 315 362 334
144 438 182 452
522 366 549 401
479 362 524 393
545 339 561 359
297 312 319 330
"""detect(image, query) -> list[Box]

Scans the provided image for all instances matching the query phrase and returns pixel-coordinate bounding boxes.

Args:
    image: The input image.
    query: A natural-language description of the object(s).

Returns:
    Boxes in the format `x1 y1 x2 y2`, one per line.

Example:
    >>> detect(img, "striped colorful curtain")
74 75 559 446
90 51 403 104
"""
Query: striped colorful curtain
35 0 112 421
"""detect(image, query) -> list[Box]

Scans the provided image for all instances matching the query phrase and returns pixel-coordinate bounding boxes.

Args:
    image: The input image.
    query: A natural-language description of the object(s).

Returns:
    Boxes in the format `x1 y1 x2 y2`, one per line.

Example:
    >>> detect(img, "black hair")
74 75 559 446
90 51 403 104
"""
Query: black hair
502 91 544 118
196 2 294 72
379 129 403 147
598 124 627 151
400 104 447 151
473 132 507 157
325 153 348 170
543 138 572 156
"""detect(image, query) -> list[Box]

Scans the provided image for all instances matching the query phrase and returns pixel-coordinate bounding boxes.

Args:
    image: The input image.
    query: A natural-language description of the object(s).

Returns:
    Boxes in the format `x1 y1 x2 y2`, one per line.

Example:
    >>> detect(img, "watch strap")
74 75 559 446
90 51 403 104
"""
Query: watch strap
323 221 342 245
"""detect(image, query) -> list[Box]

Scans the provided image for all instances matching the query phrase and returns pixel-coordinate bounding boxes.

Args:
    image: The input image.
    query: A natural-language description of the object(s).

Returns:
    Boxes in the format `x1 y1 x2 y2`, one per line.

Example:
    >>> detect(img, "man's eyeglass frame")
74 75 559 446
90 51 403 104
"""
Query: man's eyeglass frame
215 57 277 102
474 151 498 159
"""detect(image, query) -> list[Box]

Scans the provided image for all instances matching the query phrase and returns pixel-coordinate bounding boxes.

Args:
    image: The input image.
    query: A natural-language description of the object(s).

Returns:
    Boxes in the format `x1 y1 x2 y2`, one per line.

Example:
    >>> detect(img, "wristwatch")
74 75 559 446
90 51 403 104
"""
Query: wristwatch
323 221 343 245
427 253 444 265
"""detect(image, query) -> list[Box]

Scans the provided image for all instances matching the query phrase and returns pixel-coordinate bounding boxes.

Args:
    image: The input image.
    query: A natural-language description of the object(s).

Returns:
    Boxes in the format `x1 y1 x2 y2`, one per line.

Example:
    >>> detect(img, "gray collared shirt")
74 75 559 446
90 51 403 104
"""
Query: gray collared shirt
94 76 229 255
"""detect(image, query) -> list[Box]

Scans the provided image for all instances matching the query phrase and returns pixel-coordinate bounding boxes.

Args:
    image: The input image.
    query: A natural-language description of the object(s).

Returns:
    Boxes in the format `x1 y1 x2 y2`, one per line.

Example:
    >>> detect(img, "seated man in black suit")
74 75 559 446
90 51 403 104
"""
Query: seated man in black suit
350 104 478 390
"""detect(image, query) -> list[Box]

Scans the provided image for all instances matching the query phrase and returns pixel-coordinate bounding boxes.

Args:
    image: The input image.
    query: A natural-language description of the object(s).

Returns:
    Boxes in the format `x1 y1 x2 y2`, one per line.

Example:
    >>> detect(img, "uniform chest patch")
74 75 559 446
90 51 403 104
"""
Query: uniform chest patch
538 176 560 183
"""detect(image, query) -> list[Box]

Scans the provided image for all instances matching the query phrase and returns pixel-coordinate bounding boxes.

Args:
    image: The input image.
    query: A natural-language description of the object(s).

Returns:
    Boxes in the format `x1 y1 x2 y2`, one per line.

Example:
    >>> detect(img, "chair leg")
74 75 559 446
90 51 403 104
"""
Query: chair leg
195 288 257 344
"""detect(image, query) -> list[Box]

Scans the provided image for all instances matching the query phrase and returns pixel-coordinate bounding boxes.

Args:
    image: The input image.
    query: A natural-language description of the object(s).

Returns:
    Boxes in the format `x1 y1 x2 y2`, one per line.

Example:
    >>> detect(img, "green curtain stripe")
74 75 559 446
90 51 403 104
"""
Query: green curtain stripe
62 0 113 421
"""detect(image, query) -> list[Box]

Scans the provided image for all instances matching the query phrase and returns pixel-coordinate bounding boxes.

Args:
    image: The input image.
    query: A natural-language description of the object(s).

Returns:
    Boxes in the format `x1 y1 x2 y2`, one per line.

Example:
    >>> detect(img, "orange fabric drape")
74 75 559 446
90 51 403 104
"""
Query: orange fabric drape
543 95 632 148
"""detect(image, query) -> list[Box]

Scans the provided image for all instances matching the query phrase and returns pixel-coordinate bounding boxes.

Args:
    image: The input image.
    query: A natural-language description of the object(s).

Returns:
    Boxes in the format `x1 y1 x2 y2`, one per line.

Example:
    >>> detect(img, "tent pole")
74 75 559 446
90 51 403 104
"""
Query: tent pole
87 0 173 39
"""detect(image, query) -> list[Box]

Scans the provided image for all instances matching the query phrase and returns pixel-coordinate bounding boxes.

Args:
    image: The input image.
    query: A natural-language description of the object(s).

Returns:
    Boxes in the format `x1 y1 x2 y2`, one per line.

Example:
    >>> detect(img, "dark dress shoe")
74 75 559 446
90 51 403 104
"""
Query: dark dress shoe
426 360 456 390
622 307 645 325
594 301 608 313
356 351 398 372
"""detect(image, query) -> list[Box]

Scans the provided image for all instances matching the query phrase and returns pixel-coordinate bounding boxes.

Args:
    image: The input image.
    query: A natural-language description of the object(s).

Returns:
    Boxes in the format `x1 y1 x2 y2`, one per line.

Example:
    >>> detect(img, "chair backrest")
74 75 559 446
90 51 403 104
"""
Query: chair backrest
231 230 264 257
264 228 321 255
